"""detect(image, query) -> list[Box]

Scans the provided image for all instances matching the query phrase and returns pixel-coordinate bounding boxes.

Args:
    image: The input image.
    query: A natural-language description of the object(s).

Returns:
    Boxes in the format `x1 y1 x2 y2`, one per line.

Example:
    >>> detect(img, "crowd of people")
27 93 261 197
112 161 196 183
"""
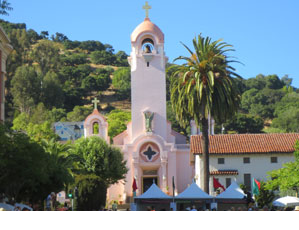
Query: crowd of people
1 192 299 211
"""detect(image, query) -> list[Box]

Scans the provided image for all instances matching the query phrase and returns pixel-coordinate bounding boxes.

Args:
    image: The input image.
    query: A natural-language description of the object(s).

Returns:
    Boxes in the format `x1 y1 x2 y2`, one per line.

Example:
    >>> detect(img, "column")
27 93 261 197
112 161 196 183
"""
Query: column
161 158 167 193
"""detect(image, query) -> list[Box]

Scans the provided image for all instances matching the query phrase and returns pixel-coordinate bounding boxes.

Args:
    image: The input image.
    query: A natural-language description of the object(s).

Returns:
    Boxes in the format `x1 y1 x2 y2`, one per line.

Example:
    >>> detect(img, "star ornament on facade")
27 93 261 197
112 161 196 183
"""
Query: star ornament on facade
143 146 157 161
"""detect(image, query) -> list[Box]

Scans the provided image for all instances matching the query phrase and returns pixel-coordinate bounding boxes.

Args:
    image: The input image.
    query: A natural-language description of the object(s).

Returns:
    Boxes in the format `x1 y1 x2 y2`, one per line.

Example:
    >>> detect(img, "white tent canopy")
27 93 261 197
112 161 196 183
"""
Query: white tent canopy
134 183 172 199
273 196 299 207
175 182 214 199
0 203 14 211
216 181 246 199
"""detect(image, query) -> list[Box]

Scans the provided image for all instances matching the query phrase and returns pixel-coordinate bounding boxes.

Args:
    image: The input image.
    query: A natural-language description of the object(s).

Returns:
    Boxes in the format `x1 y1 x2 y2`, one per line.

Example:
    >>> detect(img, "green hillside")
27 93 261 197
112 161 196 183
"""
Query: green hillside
1 19 299 140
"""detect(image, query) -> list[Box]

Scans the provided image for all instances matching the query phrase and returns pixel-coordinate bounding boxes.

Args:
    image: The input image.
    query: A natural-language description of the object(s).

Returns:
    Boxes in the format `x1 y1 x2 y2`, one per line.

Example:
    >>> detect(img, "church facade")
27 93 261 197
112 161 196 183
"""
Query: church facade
107 16 191 203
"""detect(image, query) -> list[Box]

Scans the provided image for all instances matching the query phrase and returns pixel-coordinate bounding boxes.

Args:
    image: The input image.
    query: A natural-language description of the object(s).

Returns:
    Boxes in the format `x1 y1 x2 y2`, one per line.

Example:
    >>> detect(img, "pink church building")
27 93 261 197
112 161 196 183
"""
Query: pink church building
104 15 193 203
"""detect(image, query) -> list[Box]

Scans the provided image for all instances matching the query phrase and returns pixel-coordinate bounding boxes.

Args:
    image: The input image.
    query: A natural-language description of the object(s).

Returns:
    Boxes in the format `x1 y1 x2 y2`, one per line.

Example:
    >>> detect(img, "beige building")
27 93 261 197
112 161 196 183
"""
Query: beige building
0 26 13 122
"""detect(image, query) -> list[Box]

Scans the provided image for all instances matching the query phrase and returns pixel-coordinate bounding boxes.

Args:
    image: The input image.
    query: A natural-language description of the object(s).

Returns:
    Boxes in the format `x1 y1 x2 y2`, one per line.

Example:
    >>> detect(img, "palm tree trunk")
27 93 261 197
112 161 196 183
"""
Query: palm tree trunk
201 117 210 194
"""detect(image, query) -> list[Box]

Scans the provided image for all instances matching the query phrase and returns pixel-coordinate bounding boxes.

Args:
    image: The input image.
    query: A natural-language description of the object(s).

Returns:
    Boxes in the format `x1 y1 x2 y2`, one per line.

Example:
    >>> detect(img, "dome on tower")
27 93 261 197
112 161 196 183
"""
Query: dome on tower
131 18 164 44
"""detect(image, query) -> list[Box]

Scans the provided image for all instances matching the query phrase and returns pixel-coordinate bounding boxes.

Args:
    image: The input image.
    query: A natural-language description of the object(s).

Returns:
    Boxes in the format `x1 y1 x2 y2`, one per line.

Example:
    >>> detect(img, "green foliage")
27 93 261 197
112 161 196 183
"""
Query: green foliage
273 92 299 117
12 105 59 143
30 103 50 124
11 65 41 113
81 68 111 93
112 67 131 99
51 32 68 43
62 85 86 112
31 40 61 75
107 109 131 142
27 29 42 44
42 71 64 109
166 101 189 136
91 50 116 65
243 74 285 91
170 35 242 127
59 64 93 87
223 113 264 133
73 174 107 211
1 19 129 122
241 88 285 119
63 40 81 50
78 40 105 52
294 140 299 161
266 141 299 193
26 121 59 143
40 138 74 190
93 122 99 134
0 124 47 201
66 105 93 122
240 74 288 120
0 123 71 203
263 127 285 134
254 181 275 209
48 107 67 122
72 136 128 185
166 64 179 101
171 35 241 193
0 1 13 16
281 75 293 87
271 107 299 132
115 51 129 67
61 52 89 66
0 19 26 33
40 31 49 39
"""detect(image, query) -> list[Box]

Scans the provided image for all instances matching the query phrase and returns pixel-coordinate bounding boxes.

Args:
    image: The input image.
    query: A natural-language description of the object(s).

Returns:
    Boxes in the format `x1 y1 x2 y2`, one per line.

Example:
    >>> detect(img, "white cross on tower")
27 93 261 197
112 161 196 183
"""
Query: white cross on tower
92 98 100 110
142 1 151 18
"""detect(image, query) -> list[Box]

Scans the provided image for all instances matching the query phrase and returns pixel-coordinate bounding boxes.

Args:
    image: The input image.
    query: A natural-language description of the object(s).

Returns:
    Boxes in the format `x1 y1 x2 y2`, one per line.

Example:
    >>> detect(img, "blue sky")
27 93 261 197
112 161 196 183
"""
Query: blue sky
5 0 299 88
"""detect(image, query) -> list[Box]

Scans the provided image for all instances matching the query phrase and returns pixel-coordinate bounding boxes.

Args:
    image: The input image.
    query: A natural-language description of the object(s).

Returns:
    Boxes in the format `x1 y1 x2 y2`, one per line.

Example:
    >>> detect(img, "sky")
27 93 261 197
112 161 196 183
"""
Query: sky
4 0 299 88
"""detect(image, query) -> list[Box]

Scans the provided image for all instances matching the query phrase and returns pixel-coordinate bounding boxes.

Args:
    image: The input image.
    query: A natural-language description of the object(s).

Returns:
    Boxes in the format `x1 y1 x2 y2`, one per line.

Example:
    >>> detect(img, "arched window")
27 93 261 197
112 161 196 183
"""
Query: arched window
93 122 99 134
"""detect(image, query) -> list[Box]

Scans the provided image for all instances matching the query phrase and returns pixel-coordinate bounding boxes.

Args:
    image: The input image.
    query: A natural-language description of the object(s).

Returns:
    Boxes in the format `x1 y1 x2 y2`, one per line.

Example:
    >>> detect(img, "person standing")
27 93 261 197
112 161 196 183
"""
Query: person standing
191 205 197 211
46 192 55 211
112 201 118 211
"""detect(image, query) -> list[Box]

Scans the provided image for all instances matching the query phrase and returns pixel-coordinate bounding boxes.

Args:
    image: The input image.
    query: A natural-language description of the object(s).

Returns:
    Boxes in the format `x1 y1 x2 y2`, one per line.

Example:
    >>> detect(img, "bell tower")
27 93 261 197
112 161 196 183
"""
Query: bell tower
129 4 168 141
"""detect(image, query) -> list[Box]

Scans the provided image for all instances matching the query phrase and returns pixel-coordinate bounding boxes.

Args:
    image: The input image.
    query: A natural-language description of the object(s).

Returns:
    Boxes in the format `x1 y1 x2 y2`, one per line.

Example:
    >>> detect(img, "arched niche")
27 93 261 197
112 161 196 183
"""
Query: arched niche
92 122 99 134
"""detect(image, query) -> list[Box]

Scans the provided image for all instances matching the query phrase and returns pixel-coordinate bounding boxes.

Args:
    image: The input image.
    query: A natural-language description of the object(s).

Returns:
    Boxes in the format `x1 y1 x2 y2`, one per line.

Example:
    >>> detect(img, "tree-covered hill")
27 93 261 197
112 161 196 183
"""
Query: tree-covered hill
0 19 129 118
1 19 299 142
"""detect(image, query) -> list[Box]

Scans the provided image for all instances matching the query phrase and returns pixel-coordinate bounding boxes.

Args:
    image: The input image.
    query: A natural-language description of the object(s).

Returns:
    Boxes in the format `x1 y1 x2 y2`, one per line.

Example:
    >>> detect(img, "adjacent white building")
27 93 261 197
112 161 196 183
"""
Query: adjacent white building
191 133 299 195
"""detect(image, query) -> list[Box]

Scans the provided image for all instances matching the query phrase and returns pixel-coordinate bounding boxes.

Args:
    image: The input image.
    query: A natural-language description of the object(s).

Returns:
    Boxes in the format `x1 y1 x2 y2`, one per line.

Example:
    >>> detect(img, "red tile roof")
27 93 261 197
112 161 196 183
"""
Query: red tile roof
210 170 239 175
191 133 299 155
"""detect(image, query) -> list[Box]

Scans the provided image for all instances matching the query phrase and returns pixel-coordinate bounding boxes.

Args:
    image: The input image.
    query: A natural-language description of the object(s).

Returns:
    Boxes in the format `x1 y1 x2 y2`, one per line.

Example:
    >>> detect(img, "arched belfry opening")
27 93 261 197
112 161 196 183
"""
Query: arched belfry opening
142 38 155 53
141 37 156 67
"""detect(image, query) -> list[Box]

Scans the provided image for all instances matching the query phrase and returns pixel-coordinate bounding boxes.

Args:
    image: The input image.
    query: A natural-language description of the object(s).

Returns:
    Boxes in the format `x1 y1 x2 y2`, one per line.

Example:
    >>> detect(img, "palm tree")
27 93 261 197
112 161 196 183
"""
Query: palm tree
170 35 241 194
41 138 75 188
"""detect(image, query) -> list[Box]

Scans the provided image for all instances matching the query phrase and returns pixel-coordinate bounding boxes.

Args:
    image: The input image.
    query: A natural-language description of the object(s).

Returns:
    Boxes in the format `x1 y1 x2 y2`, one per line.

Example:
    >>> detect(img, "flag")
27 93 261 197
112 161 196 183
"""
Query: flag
132 177 137 191
172 176 175 196
252 178 260 196
213 177 225 191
